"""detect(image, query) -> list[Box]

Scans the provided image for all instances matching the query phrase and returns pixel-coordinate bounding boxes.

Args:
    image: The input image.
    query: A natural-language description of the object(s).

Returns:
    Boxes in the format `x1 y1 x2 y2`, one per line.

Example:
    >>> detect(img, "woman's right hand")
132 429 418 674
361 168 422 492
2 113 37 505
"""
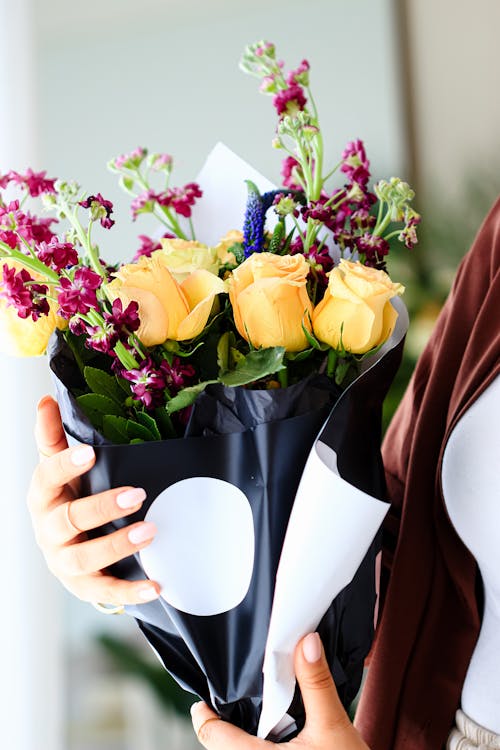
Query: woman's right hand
28 394 161 606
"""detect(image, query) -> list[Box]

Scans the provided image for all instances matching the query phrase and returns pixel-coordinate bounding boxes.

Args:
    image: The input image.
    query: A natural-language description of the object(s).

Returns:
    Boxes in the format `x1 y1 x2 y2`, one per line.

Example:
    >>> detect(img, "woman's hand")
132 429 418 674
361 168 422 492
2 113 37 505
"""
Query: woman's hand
27 394 161 605
191 632 369 749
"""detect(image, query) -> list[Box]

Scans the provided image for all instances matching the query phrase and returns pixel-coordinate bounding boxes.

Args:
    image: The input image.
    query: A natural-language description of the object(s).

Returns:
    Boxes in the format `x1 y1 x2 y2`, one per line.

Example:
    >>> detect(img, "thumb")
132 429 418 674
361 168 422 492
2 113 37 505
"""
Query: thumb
295 632 352 736
35 395 68 458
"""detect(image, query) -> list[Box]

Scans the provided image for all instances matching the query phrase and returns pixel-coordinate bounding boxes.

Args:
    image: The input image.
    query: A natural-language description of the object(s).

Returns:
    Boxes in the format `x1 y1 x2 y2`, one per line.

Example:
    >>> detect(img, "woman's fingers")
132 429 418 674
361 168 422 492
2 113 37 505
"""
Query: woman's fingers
295 633 369 748
191 703 265 750
51 521 157 578
60 573 161 606
41 486 147 546
28 443 96 514
35 395 68 457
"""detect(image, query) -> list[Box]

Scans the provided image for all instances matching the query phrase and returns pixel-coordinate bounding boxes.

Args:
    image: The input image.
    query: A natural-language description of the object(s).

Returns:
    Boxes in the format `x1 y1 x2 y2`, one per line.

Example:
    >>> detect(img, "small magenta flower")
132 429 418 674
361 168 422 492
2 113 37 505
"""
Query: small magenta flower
131 190 157 220
399 208 421 249
37 238 78 272
122 357 168 410
132 232 175 262
104 298 140 338
157 182 202 219
150 153 173 171
113 147 147 170
1 264 49 320
160 357 195 392
273 84 307 117
281 156 303 190
79 193 115 229
287 59 310 87
57 267 102 318
341 140 371 188
355 233 390 268
85 322 119 354
7 169 56 196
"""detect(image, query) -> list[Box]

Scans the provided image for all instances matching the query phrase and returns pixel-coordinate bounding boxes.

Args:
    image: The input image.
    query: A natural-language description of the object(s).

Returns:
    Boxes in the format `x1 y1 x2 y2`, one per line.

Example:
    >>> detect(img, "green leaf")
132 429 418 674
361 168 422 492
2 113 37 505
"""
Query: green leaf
286 348 315 362
220 347 286 387
245 179 261 198
166 380 217 415
130 438 145 445
119 175 135 193
154 407 176 438
217 332 230 374
102 415 129 444
84 366 125 404
335 360 353 386
135 412 162 441
77 393 125 417
301 313 329 351
126 419 157 442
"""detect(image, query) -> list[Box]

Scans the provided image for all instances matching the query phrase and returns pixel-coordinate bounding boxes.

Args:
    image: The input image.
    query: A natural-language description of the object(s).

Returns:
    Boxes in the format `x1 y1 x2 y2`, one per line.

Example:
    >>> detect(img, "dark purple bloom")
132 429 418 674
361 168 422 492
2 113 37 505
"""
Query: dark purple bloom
0 200 57 247
79 193 115 229
57 267 102 318
37 239 78 272
103 298 141 341
0 229 18 249
122 357 167 410
355 233 390 268
340 140 371 189
1 263 49 320
85 322 119 354
281 156 302 190
273 84 307 117
160 357 195 393
69 315 87 336
7 169 57 197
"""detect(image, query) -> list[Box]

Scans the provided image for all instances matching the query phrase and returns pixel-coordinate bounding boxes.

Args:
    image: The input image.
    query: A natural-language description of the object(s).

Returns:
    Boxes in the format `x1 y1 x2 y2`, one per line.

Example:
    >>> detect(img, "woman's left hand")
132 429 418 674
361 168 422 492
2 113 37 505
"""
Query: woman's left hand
190 632 370 749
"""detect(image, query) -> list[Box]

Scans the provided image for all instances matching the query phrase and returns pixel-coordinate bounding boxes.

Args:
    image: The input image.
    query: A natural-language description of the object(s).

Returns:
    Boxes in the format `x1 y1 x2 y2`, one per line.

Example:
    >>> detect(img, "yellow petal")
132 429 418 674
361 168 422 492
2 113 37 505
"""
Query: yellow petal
180 270 227 309
0 299 59 357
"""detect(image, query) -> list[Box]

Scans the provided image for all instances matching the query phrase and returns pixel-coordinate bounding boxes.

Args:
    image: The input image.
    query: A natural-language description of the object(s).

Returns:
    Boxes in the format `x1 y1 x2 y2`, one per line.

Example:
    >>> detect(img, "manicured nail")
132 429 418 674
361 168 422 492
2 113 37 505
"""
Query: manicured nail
71 445 95 466
302 632 322 663
138 584 159 601
128 522 156 545
116 488 146 509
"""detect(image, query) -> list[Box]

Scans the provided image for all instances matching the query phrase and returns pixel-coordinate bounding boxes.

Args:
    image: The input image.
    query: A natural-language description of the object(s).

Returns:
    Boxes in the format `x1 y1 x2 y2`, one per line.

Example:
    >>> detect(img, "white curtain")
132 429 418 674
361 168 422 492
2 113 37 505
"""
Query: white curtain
0 1 64 748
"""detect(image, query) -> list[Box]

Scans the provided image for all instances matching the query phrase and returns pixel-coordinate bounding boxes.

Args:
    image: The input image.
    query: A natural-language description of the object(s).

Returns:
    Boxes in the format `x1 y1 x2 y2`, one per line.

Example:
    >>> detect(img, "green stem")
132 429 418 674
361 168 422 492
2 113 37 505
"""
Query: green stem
327 348 338 379
278 366 288 388
114 340 140 370
0 244 59 282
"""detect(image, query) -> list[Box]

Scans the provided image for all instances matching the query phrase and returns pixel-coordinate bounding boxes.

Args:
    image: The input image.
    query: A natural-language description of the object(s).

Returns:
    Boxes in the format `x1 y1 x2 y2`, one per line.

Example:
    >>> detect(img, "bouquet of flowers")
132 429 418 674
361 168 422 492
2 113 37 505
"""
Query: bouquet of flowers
0 41 419 740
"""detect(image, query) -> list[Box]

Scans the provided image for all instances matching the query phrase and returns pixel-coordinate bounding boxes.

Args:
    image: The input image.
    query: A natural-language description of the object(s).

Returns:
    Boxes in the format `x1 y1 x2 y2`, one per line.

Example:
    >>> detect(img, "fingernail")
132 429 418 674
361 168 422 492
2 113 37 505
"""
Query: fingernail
71 445 95 466
37 395 53 411
116 488 146 509
190 702 203 717
138 584 159 601
128 522 156 545
302 632 322 663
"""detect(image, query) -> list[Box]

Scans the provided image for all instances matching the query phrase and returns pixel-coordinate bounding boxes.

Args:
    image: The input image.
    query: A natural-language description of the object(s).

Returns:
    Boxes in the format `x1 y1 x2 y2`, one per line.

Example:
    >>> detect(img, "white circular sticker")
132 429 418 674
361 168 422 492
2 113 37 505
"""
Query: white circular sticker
140 477 255 616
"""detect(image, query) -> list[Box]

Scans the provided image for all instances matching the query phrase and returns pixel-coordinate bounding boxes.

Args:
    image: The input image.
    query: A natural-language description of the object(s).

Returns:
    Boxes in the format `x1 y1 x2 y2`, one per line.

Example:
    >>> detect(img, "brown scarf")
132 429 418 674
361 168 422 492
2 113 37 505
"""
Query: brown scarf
355 198 500 749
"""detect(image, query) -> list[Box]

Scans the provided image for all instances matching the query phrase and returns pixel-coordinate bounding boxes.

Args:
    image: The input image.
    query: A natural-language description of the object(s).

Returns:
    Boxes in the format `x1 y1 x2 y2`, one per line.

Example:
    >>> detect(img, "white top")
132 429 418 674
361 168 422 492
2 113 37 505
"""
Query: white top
442 374 500 733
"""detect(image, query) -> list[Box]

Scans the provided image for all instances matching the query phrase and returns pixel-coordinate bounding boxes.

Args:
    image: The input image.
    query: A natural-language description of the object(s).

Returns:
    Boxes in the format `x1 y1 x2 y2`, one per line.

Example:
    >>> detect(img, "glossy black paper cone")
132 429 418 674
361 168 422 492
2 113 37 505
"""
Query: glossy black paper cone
48 323 405 739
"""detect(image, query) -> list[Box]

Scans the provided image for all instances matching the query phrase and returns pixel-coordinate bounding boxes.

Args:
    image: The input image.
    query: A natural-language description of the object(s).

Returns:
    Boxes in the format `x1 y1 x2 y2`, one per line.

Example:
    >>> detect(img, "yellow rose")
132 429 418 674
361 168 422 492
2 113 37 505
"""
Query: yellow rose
312 259 405 354
215 230 243 266
159 238 220 282
229 252 313 352
0 261 65 357
108 254 226 346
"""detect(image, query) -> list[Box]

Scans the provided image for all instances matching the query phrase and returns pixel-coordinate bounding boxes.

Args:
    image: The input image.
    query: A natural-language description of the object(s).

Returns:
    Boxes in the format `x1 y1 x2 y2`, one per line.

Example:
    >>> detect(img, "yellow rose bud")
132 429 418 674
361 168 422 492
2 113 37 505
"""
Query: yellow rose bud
159 238 220 282
312 259 405 354
108 254 226 346
0 262 65 357
215 230 243 266
229 252 313 352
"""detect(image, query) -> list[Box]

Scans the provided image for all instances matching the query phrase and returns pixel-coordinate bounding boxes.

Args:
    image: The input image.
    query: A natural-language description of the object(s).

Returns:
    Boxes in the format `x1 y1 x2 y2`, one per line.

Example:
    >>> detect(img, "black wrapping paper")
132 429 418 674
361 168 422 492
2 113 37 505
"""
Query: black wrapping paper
48 325 405 739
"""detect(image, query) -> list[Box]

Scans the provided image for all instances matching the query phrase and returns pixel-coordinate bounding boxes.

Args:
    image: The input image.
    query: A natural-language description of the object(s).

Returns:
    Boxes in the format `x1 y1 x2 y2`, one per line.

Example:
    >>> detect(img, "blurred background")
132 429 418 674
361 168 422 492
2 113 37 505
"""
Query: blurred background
0 1 499 748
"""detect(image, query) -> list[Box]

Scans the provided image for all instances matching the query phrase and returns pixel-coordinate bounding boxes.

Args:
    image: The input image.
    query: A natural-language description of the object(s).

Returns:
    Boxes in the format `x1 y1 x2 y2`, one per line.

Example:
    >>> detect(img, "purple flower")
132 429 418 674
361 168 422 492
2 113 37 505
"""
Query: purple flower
85 322 119 354
0 200 58 247
113 147 146 170
160 357 195 392
122 357 167 410
57 267 102 318
157 182 203 219
341 140 371 189
151 153 173 171
1 263 49 320
132 232 175 262
131 190 157 220
79 193 115 229
273 84 307 117
355 233 390 268
103 298 140 339
281 156 303 190
6 169 56 196
286 59 310 86
37 239 78 272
